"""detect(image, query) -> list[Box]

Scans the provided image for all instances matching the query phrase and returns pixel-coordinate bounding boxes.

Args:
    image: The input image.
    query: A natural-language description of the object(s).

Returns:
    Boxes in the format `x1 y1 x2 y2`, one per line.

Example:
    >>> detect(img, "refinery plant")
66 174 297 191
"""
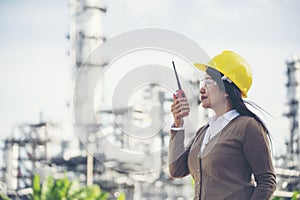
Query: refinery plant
0 1 299 199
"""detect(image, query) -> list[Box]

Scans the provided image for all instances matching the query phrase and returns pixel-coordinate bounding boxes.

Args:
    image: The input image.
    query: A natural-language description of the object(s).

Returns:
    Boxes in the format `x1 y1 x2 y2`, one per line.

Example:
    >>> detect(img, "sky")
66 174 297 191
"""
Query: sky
0 0 300 156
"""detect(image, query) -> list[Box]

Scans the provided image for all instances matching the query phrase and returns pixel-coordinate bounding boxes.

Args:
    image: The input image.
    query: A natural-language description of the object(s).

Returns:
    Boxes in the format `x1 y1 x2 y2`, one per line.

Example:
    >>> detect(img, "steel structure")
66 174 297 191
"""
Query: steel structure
275 55 300 194
1 121 50 198
285 56 300 165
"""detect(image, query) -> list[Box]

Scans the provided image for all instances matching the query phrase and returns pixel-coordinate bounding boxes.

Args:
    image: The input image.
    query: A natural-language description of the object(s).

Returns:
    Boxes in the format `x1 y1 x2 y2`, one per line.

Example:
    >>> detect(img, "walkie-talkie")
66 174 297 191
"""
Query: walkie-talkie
172 61 186 99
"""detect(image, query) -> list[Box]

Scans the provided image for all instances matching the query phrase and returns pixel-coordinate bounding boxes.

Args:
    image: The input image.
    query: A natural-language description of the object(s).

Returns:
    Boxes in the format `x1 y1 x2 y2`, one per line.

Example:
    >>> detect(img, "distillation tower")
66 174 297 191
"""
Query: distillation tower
69 0 106 185
285 56 300 168
276 55 300 193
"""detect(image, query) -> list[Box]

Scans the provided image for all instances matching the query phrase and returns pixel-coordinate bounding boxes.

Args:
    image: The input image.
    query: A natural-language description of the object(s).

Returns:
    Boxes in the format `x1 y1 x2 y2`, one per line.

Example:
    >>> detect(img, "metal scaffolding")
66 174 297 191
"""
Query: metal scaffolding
275 55 300 194
284 56 300 168
1 121 50 198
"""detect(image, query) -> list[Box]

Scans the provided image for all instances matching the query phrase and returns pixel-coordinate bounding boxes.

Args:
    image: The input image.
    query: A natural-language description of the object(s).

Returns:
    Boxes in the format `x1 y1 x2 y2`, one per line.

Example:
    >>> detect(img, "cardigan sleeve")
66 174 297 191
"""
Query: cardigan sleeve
242 118 276 200
168 129 191 178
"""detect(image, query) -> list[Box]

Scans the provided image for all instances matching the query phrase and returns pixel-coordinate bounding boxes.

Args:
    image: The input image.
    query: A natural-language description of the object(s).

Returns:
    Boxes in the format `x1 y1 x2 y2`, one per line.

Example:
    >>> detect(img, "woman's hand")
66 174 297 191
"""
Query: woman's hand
171 97 190 127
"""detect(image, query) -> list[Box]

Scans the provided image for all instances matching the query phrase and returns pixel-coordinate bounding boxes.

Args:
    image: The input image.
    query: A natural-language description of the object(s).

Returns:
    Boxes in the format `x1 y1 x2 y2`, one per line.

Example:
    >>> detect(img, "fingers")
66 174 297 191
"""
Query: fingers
171 98 190 113
172 105 190 117
171 97 190 126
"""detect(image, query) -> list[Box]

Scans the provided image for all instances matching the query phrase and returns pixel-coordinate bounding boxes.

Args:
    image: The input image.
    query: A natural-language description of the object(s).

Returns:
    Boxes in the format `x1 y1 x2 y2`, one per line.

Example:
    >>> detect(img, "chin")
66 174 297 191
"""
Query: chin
201 102 210 109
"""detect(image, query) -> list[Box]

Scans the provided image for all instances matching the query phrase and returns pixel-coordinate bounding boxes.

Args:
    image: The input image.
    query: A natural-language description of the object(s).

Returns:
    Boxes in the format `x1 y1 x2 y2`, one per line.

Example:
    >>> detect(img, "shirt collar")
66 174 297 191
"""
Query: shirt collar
208 109 240 125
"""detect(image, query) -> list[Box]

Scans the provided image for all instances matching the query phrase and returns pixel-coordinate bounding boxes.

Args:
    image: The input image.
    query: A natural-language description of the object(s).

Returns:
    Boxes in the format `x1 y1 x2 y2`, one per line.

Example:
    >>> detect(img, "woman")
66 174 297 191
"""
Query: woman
169 50 276 199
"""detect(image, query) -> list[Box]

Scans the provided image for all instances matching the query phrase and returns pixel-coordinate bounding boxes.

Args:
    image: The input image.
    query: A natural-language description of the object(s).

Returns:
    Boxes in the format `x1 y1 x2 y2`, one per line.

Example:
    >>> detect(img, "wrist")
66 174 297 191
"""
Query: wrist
171 123 185 131
174 124 182 128
174 119 184 128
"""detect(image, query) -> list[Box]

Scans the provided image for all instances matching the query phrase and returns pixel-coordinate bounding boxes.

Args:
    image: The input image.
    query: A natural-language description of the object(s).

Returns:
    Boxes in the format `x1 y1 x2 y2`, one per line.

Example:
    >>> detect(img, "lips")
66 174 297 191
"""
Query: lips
201 96 208 101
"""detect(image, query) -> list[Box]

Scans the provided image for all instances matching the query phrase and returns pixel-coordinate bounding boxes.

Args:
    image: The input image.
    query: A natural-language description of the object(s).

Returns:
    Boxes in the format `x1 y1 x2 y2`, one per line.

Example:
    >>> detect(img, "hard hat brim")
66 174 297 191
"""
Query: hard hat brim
194 63 209 71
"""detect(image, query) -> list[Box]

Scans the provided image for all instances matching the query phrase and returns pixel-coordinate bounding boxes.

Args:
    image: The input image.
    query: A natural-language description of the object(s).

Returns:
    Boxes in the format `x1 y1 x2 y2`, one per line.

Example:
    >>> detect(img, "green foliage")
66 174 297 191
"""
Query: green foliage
272 191 300 200
0 174 127 200
292 191 300 200
31 174 111 200
0 193 12 200
116 192 126 200
32 174 41 200
272 197 282 200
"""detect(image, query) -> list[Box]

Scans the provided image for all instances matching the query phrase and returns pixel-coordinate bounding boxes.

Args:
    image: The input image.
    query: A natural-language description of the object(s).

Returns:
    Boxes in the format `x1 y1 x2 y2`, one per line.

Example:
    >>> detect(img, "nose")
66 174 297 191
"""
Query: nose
200 86 206 94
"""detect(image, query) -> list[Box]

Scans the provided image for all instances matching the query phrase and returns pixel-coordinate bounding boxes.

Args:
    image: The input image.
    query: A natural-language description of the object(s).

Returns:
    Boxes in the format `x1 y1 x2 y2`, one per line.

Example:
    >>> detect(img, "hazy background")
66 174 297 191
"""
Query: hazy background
1 0 300 156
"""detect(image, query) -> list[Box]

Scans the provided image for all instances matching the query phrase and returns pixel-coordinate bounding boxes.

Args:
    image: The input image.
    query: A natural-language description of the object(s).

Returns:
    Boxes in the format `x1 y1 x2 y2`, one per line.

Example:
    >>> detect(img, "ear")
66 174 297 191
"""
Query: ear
224 93 229 98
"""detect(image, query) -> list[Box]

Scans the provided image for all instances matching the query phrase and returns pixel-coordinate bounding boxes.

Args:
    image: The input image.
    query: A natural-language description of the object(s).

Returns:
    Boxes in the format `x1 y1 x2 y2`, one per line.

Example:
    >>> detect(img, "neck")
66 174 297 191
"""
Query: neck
213 100 233 117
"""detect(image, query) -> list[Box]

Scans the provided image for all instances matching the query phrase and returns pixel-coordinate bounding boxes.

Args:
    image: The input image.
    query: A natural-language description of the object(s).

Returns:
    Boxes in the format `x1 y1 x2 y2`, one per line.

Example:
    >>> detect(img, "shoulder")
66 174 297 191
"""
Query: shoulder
230 115 267 139
234 115 263 129
237 116 269 145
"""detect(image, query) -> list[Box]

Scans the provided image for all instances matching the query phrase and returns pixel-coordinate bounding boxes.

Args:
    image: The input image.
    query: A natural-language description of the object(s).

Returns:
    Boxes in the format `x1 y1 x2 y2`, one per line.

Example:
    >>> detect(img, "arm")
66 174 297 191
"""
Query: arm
169 97 191 177
168 129 191 178
243 118 276 200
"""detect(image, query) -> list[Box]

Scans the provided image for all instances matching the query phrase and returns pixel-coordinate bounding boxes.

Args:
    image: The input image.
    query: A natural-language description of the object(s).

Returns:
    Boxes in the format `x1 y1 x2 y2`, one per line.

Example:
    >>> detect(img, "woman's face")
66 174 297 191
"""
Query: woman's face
199 73 227 110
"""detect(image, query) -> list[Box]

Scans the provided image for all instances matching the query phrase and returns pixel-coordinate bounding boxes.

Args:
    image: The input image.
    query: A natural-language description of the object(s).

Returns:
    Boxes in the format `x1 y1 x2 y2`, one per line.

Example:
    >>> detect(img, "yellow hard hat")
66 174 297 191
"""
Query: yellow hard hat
194 50 253 98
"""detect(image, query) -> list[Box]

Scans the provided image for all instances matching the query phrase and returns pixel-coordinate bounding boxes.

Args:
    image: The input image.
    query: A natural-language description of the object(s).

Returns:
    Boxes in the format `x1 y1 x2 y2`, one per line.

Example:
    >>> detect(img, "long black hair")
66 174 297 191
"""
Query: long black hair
206 67 270 135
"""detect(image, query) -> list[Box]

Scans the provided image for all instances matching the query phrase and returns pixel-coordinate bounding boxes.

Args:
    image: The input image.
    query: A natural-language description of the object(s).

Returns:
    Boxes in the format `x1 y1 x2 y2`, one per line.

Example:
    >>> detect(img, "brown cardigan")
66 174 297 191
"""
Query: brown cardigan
169 116 276 200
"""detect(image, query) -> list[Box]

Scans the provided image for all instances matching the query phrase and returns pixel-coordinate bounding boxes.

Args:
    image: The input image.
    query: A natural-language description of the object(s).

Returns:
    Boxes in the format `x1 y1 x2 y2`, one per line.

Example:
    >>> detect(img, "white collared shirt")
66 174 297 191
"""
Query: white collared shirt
200 109 240 153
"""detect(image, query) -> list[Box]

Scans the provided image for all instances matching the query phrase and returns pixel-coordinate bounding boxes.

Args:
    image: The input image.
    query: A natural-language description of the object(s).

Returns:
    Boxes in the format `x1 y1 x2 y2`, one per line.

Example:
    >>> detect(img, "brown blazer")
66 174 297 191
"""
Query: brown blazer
169 116 276 200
